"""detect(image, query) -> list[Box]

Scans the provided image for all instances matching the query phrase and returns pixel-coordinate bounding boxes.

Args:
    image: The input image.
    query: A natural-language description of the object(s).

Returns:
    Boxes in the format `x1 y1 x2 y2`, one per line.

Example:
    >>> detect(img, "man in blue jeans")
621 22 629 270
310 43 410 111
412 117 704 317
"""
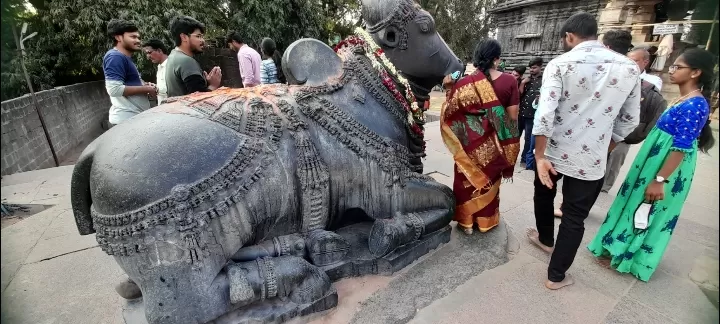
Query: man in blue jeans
525 99 539 170
518 57 544 167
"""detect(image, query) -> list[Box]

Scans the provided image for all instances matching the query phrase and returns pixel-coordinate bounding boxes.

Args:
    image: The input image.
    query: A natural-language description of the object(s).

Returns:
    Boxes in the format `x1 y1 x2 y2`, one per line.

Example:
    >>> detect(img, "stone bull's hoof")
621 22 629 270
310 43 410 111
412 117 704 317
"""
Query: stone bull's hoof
115 277 142 300
368 213 424 257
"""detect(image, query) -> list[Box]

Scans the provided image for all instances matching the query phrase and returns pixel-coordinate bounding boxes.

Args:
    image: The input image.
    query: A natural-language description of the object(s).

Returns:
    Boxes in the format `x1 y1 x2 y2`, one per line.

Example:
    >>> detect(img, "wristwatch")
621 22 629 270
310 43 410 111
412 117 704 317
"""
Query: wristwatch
655 176 669 183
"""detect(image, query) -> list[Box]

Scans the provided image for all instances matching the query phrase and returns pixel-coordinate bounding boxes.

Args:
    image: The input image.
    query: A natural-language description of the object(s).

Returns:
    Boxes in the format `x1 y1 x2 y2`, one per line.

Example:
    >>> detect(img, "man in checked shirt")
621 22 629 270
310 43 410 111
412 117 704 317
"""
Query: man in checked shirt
525 13 641 290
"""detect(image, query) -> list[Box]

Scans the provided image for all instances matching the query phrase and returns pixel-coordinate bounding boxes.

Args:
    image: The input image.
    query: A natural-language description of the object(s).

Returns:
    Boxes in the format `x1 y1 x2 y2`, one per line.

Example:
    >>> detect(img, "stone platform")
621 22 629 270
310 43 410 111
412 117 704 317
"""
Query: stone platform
1 120 718 324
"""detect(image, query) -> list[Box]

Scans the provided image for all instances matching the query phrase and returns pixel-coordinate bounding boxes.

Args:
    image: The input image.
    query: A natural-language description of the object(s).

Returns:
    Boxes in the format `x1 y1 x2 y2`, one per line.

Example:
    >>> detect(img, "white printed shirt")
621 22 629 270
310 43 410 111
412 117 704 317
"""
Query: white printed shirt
532 41 641 181
156 60 168 104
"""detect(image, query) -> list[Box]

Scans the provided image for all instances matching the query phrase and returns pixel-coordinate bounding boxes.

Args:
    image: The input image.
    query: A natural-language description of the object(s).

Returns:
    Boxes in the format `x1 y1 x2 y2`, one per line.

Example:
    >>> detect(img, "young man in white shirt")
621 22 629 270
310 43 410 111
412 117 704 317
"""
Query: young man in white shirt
527 13 641 290
143 39 169 104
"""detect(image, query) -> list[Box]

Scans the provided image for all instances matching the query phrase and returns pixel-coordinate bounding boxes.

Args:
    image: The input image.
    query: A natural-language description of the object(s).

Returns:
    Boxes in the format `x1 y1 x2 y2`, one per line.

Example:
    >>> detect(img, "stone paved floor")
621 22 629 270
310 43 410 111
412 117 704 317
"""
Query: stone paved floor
1 119 718 324
413 120 719 324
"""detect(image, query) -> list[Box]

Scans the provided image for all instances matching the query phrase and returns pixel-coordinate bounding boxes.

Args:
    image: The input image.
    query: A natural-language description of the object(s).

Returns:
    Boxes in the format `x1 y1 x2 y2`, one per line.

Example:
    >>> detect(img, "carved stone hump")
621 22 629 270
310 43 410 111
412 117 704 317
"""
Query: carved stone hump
282 39 343 86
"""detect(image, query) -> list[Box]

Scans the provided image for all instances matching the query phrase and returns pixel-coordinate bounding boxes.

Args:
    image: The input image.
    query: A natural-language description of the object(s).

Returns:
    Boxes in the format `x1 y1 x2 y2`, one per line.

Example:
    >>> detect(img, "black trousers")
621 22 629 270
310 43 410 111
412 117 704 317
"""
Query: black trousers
534 169 604 282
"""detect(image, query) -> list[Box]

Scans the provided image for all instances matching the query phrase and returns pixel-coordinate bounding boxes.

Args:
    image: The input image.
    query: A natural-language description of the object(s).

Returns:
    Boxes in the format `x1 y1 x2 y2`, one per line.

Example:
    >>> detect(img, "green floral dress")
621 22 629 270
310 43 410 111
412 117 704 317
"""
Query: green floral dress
587 97 710 282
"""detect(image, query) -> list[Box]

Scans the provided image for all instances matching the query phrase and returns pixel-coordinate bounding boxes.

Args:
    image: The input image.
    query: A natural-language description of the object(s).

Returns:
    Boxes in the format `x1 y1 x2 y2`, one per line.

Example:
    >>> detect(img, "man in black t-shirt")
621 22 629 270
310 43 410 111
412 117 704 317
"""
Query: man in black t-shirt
518 57 543 167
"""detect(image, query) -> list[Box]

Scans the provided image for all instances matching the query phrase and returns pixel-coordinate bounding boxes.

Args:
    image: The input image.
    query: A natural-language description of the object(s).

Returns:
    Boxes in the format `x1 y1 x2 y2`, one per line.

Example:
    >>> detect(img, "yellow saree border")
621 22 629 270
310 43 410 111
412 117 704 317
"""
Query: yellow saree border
455 180 500 220
476 208 500 232
440 77 504 190
440 124 491 189
455 180 501 233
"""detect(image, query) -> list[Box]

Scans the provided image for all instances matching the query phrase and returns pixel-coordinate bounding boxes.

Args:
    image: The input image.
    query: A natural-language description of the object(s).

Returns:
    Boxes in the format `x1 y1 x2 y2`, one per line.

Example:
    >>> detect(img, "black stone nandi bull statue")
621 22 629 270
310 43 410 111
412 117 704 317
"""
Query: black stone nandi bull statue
70 0 464 323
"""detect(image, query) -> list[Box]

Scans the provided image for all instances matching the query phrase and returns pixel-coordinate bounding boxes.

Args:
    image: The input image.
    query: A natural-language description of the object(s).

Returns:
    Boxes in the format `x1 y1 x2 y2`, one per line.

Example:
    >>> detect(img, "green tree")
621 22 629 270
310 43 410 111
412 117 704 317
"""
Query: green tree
420 0 497 62
1 0 231 100
1 0 45 101
319 0 361 44
0 0 347 101
225 0 326 50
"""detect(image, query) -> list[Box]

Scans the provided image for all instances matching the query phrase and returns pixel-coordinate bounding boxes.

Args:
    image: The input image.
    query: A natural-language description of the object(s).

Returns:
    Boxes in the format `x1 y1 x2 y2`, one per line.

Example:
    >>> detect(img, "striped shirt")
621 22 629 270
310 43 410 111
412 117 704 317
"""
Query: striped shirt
260 59 279 84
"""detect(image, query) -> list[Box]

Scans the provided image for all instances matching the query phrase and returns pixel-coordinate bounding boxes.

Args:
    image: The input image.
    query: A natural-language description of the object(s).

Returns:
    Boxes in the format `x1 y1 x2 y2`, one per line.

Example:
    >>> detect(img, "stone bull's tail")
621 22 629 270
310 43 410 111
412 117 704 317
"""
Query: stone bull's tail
71 142 97 235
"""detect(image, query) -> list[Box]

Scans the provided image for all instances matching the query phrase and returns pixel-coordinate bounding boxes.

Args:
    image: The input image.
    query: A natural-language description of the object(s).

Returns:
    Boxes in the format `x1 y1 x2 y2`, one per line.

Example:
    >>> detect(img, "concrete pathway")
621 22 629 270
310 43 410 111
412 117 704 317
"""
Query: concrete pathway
1 119 718 324
413 120 719 324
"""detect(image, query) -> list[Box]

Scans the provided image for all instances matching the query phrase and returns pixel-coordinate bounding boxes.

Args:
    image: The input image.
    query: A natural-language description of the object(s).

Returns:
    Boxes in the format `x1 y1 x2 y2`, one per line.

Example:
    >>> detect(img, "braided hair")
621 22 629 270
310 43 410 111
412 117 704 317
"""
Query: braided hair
472 39 502 84
679 48 716 152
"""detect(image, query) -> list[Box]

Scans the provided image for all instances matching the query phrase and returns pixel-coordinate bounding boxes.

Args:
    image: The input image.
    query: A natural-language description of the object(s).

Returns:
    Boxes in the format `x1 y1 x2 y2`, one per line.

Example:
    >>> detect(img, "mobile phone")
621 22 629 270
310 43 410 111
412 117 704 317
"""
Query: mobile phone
451 71 461 81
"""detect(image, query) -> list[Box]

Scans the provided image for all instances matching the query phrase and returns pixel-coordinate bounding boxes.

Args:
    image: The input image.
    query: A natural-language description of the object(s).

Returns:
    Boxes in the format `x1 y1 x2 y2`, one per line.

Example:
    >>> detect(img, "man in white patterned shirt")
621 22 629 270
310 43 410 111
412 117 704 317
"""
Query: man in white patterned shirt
527 13 641 290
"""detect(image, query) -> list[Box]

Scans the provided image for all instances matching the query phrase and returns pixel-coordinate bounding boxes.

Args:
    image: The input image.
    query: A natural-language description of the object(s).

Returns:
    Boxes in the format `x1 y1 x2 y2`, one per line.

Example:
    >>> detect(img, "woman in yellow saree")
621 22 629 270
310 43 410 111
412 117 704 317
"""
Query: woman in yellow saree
441 40 520 234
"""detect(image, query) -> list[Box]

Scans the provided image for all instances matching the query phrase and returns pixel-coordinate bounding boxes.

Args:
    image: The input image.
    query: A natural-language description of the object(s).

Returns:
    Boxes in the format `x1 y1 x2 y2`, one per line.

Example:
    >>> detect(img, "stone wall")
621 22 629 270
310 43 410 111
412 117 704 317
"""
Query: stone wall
196 47 243 88
1 81 110 176
493 0 607 70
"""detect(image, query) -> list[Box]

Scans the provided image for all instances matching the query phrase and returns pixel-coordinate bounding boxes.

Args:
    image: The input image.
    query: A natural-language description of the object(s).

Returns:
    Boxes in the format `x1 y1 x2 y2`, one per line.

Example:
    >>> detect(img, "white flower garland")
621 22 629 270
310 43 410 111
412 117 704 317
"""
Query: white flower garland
354 27 424 119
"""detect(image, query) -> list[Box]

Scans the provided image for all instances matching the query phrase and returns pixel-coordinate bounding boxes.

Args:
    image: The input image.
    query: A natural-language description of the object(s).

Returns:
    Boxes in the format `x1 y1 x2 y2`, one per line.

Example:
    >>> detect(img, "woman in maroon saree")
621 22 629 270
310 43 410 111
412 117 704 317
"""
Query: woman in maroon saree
441 39 520 234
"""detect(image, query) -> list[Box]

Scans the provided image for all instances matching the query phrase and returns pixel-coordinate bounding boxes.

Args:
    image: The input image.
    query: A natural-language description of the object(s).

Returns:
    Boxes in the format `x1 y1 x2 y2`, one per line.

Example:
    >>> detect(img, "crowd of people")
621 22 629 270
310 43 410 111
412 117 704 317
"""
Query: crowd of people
442 12 715 289
99 11 716 292
103 16 285 127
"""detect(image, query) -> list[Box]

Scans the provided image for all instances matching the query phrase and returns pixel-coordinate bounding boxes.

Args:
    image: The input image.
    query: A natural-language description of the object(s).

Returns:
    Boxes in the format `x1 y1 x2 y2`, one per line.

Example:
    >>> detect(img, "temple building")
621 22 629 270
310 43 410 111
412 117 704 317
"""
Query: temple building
490 0 606 69
491 0 718 99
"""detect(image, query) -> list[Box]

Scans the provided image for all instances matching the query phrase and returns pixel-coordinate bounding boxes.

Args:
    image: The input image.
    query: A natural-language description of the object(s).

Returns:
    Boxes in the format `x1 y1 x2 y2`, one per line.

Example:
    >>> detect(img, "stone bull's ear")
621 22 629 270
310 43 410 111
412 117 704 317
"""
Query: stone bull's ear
282 38 342 86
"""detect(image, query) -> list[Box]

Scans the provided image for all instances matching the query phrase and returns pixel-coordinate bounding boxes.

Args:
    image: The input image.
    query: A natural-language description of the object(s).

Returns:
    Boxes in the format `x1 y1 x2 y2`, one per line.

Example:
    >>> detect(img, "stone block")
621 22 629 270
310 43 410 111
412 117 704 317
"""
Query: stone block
603 296 680 323
627 269 719 323
1 81 107 176
24 210 99 263
599 8 627 24
352 222 509 324
410 252 616 324
689 255 720 308
0 247 125 324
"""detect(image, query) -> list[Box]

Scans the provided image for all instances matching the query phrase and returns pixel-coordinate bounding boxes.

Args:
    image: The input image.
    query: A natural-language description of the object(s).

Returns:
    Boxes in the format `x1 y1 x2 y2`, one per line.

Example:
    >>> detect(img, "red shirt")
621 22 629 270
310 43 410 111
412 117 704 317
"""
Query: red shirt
490 73 520 109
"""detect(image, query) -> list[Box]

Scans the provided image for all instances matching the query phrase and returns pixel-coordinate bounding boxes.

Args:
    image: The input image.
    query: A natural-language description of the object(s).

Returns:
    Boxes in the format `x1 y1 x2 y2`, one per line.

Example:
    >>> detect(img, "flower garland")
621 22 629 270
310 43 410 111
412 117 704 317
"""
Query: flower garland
334 27 426 136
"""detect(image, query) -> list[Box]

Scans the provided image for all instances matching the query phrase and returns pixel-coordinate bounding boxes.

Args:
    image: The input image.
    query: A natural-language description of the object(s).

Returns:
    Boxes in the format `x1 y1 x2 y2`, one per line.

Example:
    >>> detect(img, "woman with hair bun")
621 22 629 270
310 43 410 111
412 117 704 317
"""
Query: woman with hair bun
441 39 521 235
588 48 716 281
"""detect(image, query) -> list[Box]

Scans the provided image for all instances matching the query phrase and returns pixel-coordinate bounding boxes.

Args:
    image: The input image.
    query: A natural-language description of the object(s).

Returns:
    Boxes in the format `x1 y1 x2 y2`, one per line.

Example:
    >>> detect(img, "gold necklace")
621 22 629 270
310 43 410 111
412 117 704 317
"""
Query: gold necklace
670 89 700 106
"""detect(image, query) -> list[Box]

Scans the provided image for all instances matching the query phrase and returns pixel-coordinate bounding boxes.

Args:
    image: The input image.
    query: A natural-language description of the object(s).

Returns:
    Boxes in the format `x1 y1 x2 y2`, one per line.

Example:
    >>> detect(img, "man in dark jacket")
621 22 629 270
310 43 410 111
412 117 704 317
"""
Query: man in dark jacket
601 79 667 192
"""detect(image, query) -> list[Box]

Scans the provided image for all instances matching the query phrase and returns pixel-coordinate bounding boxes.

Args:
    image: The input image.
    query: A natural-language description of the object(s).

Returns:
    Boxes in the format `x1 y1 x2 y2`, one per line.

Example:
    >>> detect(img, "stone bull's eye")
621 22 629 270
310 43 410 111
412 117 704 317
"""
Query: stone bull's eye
379 26 400 48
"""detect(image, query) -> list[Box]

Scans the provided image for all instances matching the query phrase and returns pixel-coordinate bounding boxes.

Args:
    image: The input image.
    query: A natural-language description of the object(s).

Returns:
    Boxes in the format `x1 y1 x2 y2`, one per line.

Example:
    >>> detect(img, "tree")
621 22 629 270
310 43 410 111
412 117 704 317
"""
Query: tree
420 0 497 62
319 0 361 44
1 0 231 100
0 0 345 101
225 0 326 51
1 0 42 101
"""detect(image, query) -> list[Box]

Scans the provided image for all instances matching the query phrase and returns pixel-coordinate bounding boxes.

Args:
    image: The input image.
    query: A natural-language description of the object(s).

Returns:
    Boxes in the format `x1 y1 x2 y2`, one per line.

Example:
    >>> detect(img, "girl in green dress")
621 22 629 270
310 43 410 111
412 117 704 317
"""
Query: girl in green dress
587 48 716 282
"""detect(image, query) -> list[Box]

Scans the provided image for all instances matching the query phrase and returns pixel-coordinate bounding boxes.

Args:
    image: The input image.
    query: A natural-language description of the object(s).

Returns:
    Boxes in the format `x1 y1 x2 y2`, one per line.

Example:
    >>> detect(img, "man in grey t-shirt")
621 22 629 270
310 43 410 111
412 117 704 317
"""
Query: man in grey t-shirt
165 16 221 98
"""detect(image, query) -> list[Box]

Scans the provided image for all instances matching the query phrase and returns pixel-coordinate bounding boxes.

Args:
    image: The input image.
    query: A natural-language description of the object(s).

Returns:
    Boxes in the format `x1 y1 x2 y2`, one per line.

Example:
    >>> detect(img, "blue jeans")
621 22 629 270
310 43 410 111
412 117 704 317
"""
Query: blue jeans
519 117 534 164
526 135 536 170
